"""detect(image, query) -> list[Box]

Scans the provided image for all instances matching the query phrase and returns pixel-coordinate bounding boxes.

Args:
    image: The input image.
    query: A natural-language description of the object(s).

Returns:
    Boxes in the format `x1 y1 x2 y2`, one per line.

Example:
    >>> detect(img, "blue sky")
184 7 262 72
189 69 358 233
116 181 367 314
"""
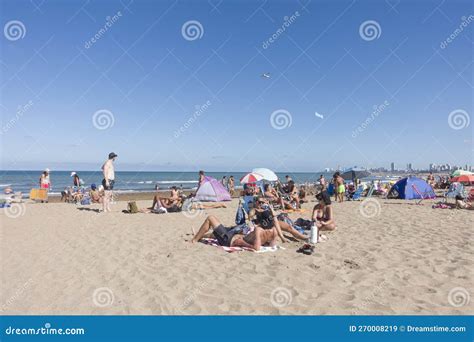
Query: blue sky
1 0 472 172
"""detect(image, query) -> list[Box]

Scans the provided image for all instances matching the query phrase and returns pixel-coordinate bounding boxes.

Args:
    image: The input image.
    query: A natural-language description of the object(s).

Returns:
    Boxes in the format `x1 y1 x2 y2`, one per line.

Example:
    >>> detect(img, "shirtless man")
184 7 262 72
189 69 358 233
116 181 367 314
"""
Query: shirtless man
334 172 345 203
101 152 117 212
191 215 277 251
150 186 180 209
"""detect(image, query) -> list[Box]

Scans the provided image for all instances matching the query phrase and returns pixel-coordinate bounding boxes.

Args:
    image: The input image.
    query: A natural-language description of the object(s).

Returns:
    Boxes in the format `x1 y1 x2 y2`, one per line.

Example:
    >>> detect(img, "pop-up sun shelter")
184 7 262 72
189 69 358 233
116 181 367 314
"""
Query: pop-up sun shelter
387 176 435 200
194 176 231 202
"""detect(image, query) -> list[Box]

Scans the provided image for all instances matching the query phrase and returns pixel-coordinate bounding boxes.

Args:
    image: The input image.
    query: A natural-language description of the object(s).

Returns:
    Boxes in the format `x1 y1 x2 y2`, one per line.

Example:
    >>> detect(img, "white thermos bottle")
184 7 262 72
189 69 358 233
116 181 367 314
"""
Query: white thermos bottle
310 221 319 244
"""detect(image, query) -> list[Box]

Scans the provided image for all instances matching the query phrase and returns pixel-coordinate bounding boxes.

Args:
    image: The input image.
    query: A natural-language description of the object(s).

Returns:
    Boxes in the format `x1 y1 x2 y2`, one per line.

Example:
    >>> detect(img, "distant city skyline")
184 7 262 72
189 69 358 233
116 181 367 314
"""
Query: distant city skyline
1 0 472 172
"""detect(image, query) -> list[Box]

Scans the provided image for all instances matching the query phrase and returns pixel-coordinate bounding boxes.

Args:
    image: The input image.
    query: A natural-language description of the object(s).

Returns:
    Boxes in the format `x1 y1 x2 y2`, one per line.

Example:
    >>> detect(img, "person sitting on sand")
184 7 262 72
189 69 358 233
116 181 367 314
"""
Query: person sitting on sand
252 197 309 241
287 180 300 208
149 186 182 211
312 191 336 231
299 185 307 204
90 184 103 204
264 183 288 208
191 215 278 251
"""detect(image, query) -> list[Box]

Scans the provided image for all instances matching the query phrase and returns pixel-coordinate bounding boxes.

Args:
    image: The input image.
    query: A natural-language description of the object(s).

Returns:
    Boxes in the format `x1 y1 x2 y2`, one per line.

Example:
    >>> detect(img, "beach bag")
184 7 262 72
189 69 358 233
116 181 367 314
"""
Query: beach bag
80 197 91 205
128 201 139 214
295 218 312 230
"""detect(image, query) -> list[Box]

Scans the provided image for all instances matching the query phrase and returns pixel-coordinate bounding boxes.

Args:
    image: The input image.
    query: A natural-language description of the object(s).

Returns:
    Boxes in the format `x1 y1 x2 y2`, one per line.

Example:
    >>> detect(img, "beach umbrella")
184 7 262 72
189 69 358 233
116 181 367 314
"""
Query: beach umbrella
251 168 278 181
341 168 371 181
450 175 474 184
240 172 263 184
451 169 473 177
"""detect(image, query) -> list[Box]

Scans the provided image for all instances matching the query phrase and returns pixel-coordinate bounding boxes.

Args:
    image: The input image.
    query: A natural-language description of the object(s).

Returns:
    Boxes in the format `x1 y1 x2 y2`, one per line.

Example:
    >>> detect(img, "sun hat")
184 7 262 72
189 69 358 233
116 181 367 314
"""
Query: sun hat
70 172 76 177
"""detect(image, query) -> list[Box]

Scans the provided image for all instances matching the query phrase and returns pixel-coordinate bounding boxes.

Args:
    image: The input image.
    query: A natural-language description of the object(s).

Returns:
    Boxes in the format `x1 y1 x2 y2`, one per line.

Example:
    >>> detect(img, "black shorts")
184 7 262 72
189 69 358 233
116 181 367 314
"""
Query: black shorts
102 179 115 190
213 225 237 247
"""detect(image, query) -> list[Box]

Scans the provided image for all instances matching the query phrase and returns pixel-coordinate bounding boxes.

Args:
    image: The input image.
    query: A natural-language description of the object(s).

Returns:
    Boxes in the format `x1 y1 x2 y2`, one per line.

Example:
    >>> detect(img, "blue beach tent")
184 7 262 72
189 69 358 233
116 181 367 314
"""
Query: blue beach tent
388 176 435 200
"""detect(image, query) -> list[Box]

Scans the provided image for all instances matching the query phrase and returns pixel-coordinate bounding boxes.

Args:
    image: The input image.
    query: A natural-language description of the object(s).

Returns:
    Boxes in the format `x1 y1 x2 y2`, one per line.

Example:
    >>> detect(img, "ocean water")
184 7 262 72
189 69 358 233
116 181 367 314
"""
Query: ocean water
0 170 337 195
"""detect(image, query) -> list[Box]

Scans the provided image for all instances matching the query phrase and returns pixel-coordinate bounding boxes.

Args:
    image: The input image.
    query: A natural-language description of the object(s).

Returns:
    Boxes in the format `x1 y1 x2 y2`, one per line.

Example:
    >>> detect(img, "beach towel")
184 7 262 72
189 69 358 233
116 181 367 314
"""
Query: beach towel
200 238 284 253
432 203 451 209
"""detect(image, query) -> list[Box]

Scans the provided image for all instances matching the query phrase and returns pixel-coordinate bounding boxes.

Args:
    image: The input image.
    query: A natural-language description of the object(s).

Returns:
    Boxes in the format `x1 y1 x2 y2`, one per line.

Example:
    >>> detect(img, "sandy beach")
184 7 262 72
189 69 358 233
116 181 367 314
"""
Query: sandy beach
1 196 472 315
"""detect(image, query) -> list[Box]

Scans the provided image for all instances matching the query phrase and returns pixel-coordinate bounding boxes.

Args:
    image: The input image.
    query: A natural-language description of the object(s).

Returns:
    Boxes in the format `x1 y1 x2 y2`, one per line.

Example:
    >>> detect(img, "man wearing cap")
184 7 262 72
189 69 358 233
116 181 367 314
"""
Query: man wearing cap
101 152 117 212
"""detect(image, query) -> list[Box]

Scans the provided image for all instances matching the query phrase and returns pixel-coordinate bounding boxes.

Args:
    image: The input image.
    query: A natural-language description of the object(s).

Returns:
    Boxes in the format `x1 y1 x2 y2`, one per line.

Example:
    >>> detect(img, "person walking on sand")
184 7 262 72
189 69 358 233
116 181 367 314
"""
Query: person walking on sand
101 152 117 212
221 176 227 188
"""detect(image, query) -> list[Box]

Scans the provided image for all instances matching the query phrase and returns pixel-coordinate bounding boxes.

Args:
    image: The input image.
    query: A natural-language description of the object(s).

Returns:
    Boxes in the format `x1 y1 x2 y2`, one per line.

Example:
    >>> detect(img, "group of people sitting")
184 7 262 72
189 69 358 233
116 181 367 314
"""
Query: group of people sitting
61 182 104 205
241 175 308 210
191 191 336 251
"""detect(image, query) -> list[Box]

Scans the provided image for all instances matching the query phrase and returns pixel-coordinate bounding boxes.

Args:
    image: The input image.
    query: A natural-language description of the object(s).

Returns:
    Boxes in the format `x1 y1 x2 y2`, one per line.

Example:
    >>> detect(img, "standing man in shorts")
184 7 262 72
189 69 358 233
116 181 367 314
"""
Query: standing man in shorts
101 152 117 212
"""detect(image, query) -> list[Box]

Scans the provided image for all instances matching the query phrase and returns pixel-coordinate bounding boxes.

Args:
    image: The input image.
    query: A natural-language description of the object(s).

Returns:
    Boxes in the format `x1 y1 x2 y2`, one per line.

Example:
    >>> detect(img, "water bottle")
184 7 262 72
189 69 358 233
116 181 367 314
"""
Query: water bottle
310 221 319 244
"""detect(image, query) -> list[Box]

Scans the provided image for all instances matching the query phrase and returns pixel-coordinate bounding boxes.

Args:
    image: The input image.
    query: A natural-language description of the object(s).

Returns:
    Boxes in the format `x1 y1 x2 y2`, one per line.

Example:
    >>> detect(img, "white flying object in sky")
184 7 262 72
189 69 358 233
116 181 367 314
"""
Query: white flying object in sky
261 73 271 79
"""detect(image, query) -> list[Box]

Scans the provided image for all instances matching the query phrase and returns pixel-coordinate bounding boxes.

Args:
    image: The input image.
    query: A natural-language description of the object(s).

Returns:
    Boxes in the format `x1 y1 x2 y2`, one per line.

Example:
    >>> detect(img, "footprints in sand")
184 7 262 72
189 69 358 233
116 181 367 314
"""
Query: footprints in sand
344 259 361 270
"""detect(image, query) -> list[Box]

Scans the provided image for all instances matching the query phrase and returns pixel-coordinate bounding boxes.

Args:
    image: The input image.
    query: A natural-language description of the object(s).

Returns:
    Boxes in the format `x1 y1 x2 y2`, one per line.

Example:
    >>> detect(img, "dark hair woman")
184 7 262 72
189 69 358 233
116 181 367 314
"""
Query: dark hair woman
312 191 336 231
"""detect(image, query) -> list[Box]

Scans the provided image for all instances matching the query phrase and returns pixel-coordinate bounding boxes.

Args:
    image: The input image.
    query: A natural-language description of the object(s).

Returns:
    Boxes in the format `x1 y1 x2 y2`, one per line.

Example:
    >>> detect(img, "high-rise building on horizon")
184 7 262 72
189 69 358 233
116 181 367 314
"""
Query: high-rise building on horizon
390 162 395 172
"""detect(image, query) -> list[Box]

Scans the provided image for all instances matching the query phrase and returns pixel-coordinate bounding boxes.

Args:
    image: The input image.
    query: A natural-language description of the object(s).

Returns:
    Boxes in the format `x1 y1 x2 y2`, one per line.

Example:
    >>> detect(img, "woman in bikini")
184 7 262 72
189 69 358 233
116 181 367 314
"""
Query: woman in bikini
311 191 336 231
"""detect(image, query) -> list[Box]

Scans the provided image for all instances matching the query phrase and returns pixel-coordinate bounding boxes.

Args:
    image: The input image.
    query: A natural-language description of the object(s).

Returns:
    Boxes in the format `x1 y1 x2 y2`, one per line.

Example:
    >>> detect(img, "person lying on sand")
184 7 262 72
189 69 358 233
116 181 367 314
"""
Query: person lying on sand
311 191 336 231
456 195 473 210
191 215 277 251
140 197 226 213
149 187 182 210
90 184 103 204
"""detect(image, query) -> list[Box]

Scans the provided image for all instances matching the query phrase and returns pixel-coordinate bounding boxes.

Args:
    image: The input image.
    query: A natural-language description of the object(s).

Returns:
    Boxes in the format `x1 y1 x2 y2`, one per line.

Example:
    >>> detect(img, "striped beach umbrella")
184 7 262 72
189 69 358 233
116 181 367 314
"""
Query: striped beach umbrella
240 172 263 184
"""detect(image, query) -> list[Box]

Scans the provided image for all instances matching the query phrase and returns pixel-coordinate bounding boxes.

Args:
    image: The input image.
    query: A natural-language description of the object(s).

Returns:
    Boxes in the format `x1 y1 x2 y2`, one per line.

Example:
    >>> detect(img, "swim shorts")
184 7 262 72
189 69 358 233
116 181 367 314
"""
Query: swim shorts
102 179 115 190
